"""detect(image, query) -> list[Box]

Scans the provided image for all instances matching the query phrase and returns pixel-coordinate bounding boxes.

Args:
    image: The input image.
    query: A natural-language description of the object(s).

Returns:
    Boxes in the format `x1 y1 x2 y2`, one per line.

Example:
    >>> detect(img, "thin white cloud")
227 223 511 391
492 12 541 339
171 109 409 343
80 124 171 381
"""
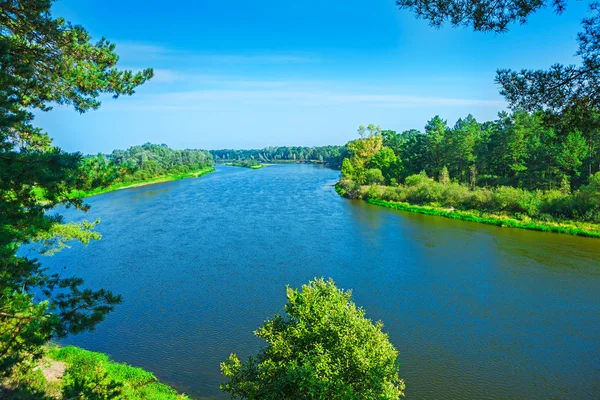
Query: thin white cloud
135 69 306 88
114 41 319 64
114 42 176 59
199 54 319 64
111 87 504 111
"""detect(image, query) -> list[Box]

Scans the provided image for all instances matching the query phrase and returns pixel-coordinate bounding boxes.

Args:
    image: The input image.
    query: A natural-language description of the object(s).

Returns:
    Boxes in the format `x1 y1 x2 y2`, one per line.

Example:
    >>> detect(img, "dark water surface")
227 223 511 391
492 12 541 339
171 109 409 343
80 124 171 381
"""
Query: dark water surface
43 165 600 399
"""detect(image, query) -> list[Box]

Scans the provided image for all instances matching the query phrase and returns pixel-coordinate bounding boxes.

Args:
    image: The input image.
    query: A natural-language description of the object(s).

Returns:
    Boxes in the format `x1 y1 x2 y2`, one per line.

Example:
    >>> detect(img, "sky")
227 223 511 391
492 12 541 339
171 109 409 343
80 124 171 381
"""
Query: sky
36 0 592 153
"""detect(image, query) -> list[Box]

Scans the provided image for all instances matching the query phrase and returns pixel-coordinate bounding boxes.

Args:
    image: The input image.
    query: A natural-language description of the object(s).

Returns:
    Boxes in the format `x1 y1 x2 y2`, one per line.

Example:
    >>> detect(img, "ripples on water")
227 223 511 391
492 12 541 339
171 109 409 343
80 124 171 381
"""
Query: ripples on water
40 165 600 399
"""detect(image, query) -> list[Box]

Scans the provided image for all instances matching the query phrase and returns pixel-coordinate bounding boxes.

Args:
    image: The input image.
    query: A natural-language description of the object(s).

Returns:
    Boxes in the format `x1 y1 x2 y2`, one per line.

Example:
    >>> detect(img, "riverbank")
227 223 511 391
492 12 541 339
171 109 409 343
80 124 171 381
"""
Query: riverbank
72 167 215 198
336 181 600 238
2 346 188 399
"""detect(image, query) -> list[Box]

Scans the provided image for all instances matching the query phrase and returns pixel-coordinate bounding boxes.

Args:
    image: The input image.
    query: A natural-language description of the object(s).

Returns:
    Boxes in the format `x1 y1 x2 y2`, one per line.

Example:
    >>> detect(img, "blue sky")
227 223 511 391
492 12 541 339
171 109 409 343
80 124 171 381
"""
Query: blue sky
37 0 591 153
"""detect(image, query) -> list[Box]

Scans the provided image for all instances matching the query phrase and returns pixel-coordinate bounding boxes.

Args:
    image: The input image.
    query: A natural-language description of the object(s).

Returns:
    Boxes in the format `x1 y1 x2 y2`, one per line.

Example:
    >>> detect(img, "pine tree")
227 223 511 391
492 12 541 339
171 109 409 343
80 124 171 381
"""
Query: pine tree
0 0 152 372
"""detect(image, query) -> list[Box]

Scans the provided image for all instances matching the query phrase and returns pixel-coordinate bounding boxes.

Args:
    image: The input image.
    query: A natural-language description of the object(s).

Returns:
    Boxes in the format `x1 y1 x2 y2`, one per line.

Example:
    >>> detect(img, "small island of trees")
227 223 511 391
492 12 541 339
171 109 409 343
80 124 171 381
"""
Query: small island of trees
227 159 264 169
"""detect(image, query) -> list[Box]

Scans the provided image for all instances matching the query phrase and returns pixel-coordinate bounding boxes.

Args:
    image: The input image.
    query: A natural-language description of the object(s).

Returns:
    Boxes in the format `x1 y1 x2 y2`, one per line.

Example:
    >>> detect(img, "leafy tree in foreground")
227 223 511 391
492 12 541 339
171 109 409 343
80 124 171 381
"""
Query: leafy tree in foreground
0 0 152 372
221 278 405 399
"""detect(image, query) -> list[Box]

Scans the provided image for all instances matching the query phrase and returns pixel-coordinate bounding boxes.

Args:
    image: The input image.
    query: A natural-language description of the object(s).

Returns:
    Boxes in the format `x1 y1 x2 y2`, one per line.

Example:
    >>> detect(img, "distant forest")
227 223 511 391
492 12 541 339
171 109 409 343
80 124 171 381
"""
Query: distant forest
210 146 348 168
80 143 214 190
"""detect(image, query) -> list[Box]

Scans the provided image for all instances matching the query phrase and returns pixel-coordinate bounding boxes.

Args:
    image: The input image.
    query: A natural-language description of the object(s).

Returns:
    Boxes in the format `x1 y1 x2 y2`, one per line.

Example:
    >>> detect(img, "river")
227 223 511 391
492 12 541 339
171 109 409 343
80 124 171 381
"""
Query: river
43 164 600 399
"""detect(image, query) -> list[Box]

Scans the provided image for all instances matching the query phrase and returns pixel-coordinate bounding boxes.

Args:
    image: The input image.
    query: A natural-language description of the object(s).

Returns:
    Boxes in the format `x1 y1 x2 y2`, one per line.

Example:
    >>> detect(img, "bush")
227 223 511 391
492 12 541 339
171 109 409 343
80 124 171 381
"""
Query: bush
340 170 600 225
441 182 472 207
404 171 430 187
364 168 385 185
221 279 405 399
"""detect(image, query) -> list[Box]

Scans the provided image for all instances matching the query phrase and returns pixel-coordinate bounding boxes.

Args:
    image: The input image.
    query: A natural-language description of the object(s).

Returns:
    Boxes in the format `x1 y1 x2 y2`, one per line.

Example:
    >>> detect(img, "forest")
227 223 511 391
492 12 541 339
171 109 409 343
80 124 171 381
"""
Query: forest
77 143 214 193
337 113 600 232
210 145 347 168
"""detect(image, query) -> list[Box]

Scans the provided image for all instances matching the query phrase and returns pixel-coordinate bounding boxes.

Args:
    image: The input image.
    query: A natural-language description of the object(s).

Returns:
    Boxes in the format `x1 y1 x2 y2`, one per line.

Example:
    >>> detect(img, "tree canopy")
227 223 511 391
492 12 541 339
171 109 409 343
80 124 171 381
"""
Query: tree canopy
339 114 600 225
0 0 152 372
210 145 348 169
221 278 405 399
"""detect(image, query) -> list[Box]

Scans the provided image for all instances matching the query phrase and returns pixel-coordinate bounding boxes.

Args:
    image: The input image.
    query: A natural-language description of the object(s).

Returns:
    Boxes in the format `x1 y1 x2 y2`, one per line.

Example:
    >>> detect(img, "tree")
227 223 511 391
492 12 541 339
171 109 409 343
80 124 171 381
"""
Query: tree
396 0 600 112
449 115 479 182
424 115 449 177
0 0 152 372
221 278 405 399
358 124 382 138
557 129 589 179
439 166 450 185
341 158 355 179
369 147 400 183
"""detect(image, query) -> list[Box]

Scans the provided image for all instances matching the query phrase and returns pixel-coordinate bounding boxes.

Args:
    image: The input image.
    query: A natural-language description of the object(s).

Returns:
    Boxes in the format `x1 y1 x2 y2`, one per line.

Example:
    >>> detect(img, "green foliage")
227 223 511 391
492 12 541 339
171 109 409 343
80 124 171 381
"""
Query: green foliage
72 167 215 199
364 168 385 185
229 159 264 169
109 143 213 177
0 0 151 373
358 124 382 138
210 145 348 169
342 109 600 190
341 158 355 179
368 199 600 238
1 346 190 400
439 166 450 185
221 278 405 399
338 168 600 233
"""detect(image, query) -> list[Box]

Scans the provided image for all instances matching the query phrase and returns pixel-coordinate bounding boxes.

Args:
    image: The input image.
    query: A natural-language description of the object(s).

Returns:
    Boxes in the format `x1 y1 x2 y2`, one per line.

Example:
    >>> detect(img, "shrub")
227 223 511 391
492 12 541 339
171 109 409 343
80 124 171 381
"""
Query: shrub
364 168 385 185
221 279 405 399
404 171 430 187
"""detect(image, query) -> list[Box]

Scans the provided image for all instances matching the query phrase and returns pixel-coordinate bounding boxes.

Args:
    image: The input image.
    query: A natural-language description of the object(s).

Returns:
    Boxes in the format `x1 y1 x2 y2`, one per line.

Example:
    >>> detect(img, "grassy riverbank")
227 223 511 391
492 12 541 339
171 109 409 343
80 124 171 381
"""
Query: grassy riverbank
2 346 188 399
336 180 600 238
72 166 214 198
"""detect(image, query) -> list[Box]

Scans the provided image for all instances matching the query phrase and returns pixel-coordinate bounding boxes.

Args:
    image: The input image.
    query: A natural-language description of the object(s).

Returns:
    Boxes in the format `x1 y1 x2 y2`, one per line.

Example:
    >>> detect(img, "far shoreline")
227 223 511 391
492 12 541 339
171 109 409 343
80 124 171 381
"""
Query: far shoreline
72 167 215 198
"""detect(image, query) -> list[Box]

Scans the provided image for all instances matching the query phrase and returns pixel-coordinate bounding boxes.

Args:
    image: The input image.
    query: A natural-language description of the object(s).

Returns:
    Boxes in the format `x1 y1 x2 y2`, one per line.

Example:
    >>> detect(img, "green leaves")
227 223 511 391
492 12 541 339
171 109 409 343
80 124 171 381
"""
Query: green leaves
221 278 405 399
0 0 150 374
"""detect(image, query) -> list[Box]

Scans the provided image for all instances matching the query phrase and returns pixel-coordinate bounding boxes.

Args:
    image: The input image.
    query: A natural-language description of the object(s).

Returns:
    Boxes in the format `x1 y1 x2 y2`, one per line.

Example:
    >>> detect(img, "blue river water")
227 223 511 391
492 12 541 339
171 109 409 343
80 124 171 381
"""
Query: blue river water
41 164 600 399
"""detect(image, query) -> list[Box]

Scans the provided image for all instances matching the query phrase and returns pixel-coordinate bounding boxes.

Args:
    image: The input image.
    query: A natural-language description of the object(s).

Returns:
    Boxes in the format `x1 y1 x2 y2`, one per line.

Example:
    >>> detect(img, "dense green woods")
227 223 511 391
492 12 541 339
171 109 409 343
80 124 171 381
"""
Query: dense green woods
344 114 599 190
210 145 347 168
78 143 214 195
337 112 600 234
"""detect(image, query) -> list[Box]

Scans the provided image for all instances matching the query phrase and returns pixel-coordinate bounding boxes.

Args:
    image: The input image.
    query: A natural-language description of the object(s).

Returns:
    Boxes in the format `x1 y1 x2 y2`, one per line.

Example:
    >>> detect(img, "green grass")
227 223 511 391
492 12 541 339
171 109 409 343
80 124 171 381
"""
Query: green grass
72 167 215 199
1 346 188 399
367 198 600 238
46 346 189 399
336 178 600 238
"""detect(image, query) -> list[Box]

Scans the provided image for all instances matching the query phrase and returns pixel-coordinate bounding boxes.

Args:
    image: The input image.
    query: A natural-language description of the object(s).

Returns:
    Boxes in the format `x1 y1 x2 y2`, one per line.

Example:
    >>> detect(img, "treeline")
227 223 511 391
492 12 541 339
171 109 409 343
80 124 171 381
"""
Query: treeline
354 112 599 190
210 145 348 168
339 113 600 226
78 143 214 190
